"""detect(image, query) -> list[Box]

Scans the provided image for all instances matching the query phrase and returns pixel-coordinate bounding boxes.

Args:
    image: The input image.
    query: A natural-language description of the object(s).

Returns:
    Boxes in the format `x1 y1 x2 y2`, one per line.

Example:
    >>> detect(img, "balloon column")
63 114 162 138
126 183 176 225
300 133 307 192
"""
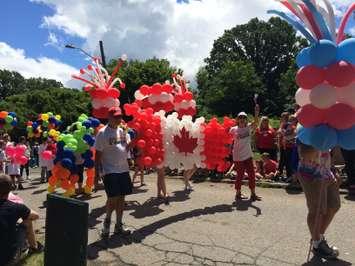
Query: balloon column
47 114 100 196
0 111 18 131
172 74 197 118
72 56 127 119
27 112 62 140
269 1 355 150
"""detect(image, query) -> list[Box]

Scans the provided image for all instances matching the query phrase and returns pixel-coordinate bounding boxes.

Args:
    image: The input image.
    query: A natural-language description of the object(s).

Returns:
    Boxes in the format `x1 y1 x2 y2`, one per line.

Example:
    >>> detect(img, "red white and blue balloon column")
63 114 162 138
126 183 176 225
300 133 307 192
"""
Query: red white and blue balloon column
72 56 127 119
270 0 355 151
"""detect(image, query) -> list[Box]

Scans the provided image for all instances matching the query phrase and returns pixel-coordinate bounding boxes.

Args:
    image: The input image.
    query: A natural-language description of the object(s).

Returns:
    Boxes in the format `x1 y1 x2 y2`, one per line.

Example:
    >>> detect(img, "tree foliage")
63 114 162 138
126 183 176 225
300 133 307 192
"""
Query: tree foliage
200 17 307 115
107 58 181 105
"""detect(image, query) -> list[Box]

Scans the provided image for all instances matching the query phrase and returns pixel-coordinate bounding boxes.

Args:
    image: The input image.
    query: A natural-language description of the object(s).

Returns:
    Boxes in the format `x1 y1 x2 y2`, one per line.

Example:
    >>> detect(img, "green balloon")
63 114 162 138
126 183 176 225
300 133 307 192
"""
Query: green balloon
42 120 49 127
43 131 48 138
27 126 33 133
5 116 13 123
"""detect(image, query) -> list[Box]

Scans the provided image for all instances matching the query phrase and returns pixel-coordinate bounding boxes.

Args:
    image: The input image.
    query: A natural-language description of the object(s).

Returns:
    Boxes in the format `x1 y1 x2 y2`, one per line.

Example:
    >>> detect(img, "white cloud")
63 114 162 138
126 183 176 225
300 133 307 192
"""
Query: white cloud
0 42 78 88
33 0 352 83
32 0 281 82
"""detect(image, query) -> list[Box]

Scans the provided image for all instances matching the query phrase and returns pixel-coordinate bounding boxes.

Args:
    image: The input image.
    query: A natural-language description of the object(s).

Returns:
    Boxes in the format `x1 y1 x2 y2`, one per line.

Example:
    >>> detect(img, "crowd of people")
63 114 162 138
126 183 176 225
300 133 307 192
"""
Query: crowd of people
1 105 355 265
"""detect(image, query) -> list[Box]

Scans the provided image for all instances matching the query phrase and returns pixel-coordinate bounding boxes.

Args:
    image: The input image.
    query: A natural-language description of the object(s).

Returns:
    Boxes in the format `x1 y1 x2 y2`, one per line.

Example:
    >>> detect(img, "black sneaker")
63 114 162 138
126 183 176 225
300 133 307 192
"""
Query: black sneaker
28 241 44 255
100 219 110 238
114 223 131 236
313 240 339 260
18 184 24 190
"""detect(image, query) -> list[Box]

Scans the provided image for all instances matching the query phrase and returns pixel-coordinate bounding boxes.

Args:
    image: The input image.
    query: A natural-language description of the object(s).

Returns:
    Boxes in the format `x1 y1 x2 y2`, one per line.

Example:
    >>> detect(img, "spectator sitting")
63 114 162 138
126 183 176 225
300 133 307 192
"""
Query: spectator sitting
261 153 278 180
0 174 43 266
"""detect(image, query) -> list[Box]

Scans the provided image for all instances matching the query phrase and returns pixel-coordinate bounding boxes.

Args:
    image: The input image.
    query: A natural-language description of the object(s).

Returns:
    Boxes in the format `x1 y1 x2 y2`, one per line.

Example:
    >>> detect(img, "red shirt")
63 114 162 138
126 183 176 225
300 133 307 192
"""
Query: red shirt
255 128 276 149
263 159 277 174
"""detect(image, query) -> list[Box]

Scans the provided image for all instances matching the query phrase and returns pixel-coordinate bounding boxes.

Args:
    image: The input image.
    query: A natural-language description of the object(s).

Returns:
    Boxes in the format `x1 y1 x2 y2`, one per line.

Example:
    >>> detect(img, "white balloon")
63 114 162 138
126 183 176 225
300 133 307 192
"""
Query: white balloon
134 90 145 100
295 88 311 106
309 83 337 109
336 83 355 107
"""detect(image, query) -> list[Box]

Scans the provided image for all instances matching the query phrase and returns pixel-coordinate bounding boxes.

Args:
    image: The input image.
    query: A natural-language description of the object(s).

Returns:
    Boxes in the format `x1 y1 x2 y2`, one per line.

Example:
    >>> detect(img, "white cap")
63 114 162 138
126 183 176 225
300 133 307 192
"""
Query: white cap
237 111 247 117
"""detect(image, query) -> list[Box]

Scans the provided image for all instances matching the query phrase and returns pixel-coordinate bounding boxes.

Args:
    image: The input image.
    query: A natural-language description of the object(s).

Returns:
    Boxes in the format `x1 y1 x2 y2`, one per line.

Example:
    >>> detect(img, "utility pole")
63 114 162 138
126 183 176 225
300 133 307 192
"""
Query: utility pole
99 40 107 68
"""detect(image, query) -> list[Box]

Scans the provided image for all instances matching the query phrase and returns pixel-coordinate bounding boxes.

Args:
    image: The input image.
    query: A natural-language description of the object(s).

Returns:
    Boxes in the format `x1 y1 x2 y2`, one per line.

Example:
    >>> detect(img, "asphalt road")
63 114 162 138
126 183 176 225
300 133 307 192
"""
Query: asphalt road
15 169 355 266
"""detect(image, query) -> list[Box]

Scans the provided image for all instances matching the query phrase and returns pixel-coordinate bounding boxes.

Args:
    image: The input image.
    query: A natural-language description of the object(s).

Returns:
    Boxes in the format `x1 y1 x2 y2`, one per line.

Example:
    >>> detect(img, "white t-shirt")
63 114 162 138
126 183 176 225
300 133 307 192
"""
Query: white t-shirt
8 163 20 176
94 126 130 175
230 125 253 162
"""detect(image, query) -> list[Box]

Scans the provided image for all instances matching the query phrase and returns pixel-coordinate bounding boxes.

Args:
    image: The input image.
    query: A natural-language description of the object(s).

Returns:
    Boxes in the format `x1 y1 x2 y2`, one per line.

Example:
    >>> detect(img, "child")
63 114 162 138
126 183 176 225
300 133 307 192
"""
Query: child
131 148 145 187
297 142 340 260
8 143 23 190
261 153 278 180
230 105 261 201
38 140 48 183
0 140 6 173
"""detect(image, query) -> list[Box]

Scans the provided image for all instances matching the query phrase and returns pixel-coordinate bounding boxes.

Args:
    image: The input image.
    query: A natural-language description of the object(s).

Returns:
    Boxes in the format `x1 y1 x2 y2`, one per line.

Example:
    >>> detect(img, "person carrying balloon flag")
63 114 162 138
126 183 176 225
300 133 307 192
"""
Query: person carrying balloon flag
270 0 355 262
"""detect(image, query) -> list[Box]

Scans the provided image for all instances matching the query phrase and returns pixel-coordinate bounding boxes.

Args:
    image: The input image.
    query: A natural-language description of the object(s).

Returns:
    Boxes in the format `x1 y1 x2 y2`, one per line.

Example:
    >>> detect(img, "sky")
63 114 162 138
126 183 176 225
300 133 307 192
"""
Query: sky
0 0 354 88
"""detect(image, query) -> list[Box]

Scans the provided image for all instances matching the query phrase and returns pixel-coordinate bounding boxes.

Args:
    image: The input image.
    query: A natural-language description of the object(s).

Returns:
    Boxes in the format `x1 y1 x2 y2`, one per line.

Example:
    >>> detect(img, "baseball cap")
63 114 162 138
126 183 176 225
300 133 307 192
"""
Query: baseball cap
237 111 247 118
108 107 122 117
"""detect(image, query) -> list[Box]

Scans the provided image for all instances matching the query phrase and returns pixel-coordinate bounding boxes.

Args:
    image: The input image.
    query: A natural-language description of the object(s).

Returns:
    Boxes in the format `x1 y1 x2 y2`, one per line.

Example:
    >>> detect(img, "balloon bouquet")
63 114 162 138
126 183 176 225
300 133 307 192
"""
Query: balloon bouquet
72 56 127 119
125 74 235 172
269 0 355 150
47 114 100 196
0 111 18 132
26 112 62 141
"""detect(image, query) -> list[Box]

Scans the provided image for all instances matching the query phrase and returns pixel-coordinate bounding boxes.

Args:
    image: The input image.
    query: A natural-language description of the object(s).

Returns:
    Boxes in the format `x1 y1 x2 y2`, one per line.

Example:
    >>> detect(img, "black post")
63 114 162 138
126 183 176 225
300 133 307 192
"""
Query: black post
99 40 107 68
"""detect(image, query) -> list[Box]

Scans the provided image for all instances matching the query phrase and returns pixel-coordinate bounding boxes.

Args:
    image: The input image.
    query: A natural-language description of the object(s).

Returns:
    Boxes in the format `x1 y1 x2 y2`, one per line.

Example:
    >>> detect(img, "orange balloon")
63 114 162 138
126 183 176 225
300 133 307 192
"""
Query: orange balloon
61 180 70 190
48 176 57 186
70 174 79 184
0 111 8 119
86 168 95 179
86 175 94 186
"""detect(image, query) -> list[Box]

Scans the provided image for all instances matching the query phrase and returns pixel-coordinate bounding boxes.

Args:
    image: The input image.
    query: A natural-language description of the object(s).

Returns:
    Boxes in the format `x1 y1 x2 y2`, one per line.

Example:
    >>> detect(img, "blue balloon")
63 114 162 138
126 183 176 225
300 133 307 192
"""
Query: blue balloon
310 125 337 151
309 40 337 67
10 120 17 126
89 118 100 128
338 126 355 150
82 150 93 160
63 150 75 162
296 47 311 68
337 38 355 64
297 126 312 145
61 158 74 170
32 121 38 129
48 117 56 124
83 134 95 146
82 120 92 129
8 112 16 117
56 141 65 152
83 159 94 168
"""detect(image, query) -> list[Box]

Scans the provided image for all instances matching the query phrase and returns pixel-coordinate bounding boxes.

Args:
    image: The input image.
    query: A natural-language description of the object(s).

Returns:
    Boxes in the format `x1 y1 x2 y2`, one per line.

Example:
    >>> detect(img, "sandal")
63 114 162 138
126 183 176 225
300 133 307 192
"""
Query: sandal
235 193 248 201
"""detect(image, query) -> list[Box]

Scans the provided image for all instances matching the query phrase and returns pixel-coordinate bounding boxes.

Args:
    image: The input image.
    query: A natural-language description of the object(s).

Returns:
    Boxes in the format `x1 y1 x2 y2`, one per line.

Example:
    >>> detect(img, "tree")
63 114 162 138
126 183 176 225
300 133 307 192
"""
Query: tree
200 60 264 117
0 70 26 100
279 60 298 112
107 58 181 105
25 77 63 91
203 17 307 115
0 87 90 138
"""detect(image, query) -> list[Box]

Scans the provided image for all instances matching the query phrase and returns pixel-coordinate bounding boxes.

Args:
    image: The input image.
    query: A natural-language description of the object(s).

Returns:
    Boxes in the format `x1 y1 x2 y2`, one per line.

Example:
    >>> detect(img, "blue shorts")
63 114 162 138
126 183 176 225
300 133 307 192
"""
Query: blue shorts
103 172 132 197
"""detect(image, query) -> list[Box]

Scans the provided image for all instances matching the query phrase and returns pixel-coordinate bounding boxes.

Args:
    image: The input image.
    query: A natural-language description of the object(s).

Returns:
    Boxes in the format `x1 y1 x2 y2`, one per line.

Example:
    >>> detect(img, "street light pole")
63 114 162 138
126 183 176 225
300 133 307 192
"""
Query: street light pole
64 44 96 61
99 41 107 68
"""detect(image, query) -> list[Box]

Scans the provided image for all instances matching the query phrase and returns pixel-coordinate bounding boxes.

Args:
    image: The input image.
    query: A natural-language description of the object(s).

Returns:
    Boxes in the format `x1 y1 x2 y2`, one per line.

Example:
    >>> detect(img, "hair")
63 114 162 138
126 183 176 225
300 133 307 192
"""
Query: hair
261 152 270 159
0 174 12 196
3 133 10 140
19 136 26 142
259 116 269 130
281 112 289 120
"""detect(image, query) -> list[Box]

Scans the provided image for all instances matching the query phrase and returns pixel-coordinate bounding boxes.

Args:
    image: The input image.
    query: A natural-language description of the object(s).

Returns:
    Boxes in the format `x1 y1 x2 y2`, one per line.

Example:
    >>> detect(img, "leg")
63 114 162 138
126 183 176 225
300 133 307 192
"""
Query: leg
285 148 294 179
22 220 37 249
234 161 245 196
277 149 286 176
245 158 260 200
25 163 30 178
40 167 46 182
115 195 125 225
20 165 24 178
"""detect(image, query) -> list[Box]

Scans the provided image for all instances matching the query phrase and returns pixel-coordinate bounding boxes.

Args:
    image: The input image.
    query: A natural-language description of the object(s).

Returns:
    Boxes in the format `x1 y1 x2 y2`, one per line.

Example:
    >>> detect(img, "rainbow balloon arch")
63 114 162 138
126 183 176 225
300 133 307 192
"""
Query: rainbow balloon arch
269 0 355 151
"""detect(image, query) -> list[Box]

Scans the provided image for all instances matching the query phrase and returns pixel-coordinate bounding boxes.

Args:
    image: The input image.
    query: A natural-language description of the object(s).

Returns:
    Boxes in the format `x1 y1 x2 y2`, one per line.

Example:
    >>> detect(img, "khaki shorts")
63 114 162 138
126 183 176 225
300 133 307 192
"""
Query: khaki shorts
298 176 341 214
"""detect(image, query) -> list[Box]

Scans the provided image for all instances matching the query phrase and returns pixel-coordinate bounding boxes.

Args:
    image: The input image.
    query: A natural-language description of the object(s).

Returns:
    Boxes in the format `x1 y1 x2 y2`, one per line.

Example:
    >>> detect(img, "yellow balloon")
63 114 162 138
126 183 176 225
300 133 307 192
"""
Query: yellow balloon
47 186 55 193
84 186 92 195
49 129 56 136
55 115 61 121
41 114 49 121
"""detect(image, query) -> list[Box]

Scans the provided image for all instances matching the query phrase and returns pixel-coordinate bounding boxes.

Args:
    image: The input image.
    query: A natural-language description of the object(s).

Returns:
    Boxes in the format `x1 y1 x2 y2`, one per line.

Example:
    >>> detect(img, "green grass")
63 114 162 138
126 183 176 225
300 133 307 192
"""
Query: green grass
21 252 44 266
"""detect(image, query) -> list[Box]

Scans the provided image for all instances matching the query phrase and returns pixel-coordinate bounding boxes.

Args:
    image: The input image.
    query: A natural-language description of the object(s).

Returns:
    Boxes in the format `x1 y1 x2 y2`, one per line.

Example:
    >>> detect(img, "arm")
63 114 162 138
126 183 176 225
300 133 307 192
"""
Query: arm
95 150 102 180
27 209 39 221
250 104 260 131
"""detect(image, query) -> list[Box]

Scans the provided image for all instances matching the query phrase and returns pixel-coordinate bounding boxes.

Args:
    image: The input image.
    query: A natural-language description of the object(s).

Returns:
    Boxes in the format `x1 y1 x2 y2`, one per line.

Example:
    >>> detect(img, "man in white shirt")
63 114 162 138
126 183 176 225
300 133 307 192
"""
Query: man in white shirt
229 105 261 202
94 107 134 238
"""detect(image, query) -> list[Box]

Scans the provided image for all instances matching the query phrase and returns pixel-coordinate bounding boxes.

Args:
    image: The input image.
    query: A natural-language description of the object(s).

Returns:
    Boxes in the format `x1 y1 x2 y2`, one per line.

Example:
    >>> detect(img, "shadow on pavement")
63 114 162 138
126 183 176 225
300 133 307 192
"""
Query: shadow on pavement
87 203 234 260
88 206 106 228
32 188 48 195
127 197 164 219
234 199 262 217
344 194 355 201
302 256 352 266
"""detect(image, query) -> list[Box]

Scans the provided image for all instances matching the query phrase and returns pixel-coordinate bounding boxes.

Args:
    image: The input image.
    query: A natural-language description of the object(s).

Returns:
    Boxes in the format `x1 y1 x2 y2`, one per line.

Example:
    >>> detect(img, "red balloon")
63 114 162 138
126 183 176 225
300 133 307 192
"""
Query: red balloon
151 83 162 95
139 85 151 95
120 82 126 89
137 139 146 148
92 107 109 119
108 88 120 98
325 61 354 87
161 84 173 93
184 92 193 101
143 156 152 166
296 105 325 127
148 146 157 155
145 129 153 137
92 89 108 99
325 103 355 130
296 65 325 90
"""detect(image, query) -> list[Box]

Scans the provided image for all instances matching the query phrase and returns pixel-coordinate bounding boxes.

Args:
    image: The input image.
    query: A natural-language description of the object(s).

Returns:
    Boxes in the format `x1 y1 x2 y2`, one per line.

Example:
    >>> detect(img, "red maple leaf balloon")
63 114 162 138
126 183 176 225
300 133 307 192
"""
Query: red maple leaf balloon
173 127 198 155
